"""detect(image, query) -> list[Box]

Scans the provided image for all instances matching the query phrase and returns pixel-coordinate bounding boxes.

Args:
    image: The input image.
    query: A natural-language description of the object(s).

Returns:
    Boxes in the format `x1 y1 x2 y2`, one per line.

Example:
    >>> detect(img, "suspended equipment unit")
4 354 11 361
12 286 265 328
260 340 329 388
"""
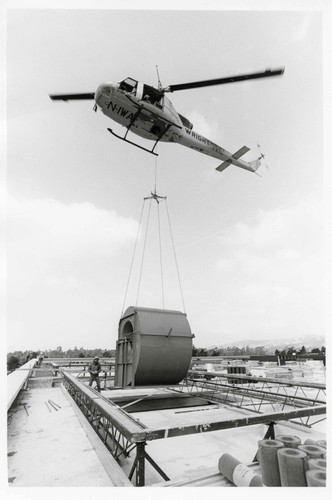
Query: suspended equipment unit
115 306 194 387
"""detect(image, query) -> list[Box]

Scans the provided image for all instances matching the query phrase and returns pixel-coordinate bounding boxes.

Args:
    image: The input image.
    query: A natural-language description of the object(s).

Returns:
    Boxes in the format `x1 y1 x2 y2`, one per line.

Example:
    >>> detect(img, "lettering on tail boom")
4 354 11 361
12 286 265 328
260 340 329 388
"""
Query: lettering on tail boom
184 128 228 156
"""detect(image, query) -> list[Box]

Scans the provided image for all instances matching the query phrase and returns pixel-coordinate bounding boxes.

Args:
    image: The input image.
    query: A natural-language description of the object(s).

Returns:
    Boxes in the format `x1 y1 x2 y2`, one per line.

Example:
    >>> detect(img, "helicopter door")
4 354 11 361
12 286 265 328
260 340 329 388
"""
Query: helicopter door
136 81 144 100
142 84 163 107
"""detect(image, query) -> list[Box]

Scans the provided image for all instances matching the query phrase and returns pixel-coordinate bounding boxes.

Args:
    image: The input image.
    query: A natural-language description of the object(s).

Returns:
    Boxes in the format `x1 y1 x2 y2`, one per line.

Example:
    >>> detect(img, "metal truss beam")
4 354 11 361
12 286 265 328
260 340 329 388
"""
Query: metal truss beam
62 369 326 486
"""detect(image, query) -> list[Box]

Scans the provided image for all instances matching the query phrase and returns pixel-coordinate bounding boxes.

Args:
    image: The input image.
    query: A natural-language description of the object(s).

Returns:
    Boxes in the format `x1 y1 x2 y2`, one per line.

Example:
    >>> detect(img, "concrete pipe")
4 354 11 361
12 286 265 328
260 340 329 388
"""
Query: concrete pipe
306 469 326 487
308 459 326 471
276 435 301 449
298 444 326 459
277 448 308 486
258 439 284 486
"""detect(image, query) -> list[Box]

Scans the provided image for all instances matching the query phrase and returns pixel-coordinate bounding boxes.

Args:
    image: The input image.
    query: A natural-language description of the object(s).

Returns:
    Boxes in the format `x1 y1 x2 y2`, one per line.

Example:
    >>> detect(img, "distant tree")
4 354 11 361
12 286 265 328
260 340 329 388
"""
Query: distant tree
7 355 20 372
287 346 296 358
194 347 208 357
19 354 28 365
299 345 307 355
102 350 115 358
207 347 220 356
254 346 266 355
245 346 251 355
321 346 326 354
311 348 321 354
30 351 39 359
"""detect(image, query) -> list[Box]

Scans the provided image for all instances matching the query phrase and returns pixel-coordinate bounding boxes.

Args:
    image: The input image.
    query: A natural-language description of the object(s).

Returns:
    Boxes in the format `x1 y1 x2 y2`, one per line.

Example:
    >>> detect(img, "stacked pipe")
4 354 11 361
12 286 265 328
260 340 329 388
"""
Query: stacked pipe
218 435 326 487
257 435 326 487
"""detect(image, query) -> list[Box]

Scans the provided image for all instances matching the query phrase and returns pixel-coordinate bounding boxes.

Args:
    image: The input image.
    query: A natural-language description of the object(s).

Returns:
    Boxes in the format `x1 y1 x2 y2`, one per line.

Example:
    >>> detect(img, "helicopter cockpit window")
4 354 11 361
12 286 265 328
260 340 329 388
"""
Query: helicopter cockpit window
179 113 193 130
142 84 163 107
119 77 138 94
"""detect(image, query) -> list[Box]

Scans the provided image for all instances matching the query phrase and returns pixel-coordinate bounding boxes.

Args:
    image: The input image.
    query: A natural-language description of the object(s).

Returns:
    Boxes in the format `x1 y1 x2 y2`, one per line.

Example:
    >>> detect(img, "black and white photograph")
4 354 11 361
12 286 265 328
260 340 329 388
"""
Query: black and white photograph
2 0 330 495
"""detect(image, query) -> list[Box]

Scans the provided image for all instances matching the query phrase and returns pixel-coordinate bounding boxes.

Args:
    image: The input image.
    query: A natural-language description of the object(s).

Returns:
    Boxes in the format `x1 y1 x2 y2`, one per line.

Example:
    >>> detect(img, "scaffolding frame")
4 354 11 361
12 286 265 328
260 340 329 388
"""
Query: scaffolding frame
62 370 326 486
177 374 326 428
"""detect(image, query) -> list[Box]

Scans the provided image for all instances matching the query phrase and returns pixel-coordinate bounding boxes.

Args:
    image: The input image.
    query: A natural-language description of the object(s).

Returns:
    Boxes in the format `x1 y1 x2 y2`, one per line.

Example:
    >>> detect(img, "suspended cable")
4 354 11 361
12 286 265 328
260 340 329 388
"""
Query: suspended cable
136 198 153 306
123 191 185 313
157 202 165 308
122 154 185 313
121 199 145 315
154 152 158 192
165 200 186 313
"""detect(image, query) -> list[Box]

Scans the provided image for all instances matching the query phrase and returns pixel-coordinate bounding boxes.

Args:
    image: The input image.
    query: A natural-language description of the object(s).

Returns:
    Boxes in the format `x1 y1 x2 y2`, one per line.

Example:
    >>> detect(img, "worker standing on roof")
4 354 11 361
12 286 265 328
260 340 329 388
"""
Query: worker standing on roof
88 357 101 392
37 352 44 367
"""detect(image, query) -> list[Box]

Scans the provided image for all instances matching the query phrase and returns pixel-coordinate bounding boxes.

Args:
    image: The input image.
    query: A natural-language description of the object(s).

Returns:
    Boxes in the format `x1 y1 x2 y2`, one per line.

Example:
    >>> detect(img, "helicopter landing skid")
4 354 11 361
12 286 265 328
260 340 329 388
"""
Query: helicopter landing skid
107 123 172 156
107 128 158 156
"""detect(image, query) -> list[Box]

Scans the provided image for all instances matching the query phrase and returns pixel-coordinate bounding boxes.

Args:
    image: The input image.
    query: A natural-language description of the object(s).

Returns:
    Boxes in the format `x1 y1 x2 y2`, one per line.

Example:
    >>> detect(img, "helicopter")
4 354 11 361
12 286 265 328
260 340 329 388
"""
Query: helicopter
50 67 284 174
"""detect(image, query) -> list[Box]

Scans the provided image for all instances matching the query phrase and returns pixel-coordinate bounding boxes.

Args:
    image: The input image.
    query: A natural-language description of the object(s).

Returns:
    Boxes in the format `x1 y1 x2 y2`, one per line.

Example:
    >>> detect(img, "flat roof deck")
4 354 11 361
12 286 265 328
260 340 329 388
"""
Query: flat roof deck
124 403 326 485
7 368 326 487
80 382 326 486
7 386 132 487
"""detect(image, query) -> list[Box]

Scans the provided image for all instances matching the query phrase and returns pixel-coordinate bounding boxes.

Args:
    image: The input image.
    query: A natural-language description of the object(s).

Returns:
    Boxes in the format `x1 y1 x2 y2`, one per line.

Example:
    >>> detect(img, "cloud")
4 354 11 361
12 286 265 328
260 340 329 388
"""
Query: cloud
214 197 324 337
7 195 138 292
187 110 221 141
5 193 325 350
218 197 322 266
6 195 139 350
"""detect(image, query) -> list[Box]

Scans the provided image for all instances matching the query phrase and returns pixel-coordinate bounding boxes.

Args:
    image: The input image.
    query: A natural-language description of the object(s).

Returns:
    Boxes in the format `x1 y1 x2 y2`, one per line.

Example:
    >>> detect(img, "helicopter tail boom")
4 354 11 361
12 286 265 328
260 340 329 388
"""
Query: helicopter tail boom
248 158 261 172
216 145 261 173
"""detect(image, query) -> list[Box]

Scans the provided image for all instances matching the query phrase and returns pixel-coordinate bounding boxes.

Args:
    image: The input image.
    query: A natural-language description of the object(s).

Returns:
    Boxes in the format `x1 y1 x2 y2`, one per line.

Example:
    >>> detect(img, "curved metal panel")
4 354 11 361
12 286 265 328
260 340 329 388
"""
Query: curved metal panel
116 306 193 386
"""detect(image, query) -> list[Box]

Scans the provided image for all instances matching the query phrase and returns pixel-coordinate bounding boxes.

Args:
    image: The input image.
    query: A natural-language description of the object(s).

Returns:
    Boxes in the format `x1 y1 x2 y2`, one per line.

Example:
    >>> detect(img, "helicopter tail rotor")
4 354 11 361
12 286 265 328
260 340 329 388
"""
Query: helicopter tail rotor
256 143 269 170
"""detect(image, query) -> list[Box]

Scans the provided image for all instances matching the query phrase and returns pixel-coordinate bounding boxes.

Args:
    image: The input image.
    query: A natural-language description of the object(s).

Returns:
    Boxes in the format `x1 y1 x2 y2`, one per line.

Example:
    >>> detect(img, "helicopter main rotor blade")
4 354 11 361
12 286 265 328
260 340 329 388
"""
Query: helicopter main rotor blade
164 68 285 93
49 93 95 101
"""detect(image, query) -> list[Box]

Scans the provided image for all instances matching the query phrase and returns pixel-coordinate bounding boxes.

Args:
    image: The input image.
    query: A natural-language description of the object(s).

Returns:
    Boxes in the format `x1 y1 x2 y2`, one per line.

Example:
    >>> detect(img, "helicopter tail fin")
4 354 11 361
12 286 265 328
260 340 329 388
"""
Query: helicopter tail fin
216 145 251 172
215 146 262 174
216 161 232 172
249 158 261 172
233 145 251 159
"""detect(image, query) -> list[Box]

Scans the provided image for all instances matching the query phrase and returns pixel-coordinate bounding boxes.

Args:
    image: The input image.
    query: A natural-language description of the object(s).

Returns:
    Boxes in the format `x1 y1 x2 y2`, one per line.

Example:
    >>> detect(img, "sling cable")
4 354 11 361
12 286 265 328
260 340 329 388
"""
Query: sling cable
121 157 186 315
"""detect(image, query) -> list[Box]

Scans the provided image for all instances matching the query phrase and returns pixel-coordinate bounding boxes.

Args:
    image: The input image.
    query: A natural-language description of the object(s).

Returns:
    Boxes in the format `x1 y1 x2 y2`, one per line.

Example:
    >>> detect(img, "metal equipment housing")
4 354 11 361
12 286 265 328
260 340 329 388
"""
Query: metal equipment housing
115 306 194 387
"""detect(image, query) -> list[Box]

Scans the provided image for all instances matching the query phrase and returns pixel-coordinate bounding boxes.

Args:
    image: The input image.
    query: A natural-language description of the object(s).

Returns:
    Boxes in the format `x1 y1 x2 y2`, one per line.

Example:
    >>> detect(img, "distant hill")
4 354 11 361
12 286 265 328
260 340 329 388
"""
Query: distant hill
211 335 325 354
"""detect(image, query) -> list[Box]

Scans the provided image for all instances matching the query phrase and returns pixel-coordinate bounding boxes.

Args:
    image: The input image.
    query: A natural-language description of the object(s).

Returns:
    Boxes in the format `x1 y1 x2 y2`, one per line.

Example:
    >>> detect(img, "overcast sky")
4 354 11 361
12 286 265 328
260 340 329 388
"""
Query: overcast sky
3 1 329 352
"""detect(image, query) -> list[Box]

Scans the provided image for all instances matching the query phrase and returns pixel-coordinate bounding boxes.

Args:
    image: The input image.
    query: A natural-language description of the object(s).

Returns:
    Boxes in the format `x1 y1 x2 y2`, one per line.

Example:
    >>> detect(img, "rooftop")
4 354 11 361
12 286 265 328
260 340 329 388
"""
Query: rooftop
6 358 326 488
